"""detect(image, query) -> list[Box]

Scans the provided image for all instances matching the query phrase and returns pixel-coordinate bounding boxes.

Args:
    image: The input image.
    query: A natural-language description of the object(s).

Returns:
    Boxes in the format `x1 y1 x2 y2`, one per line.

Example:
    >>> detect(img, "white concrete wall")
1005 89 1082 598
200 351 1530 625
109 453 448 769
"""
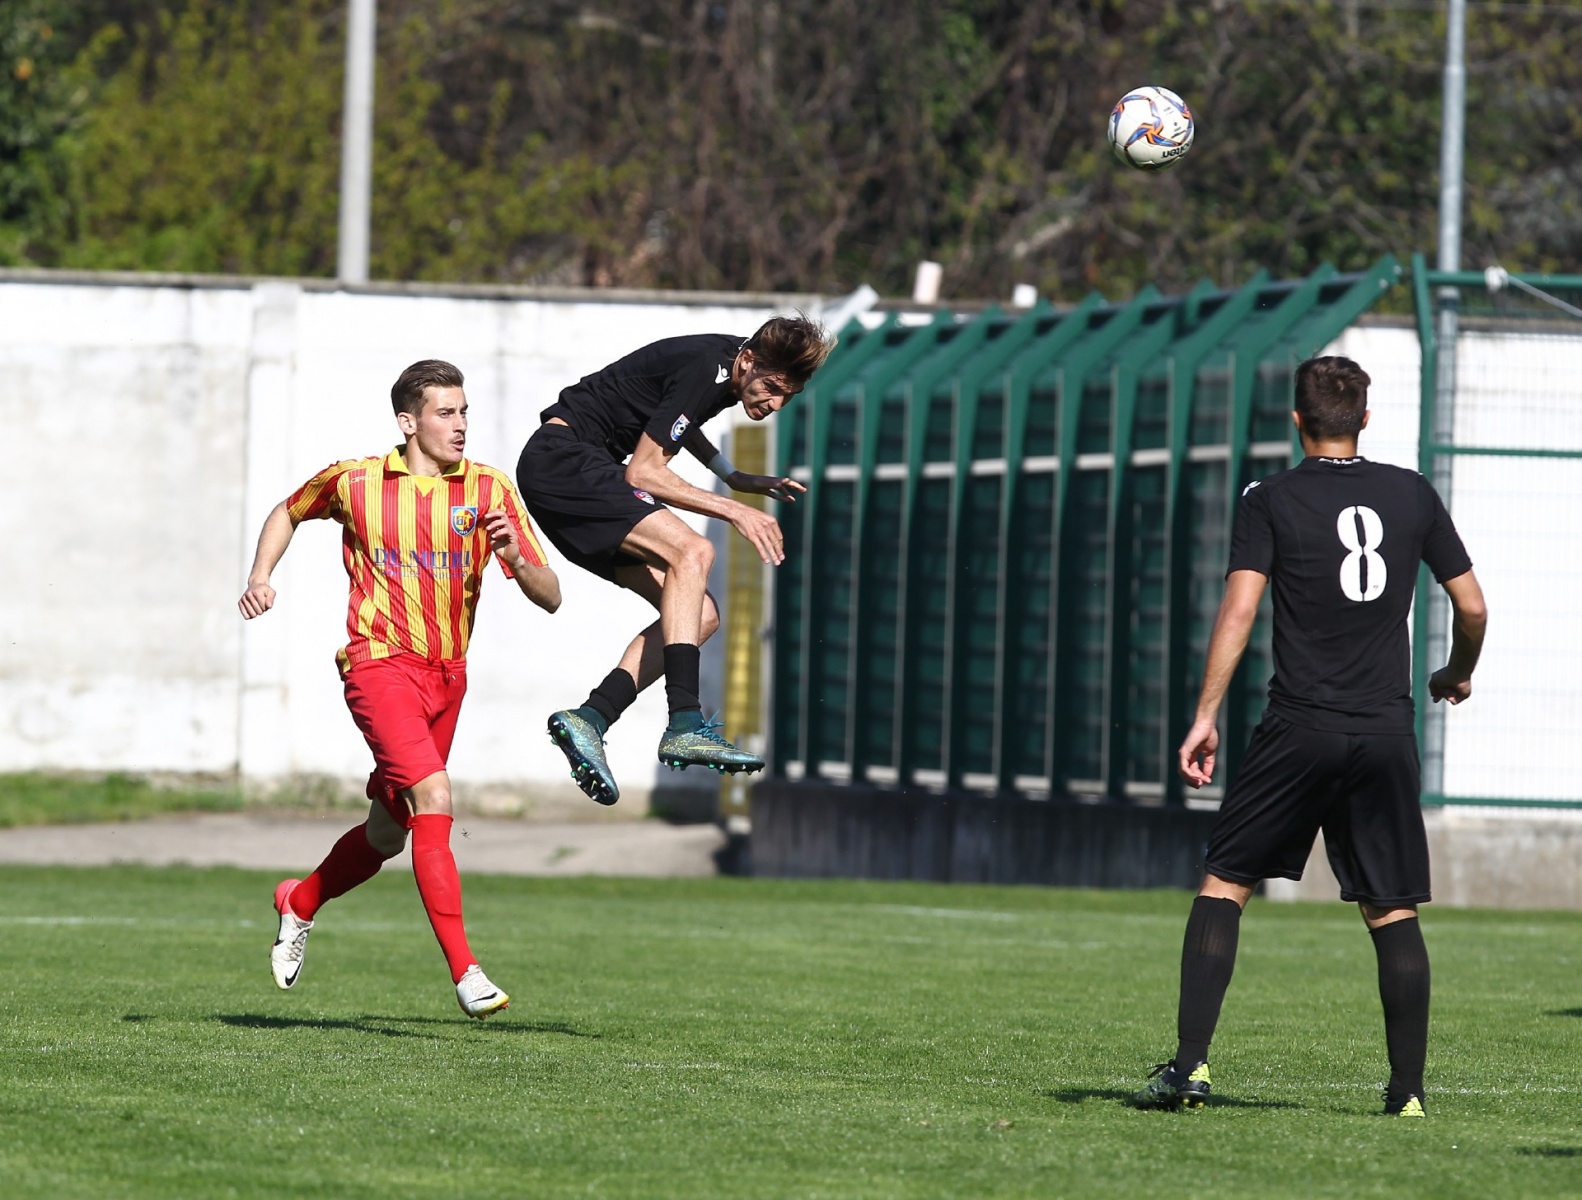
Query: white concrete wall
0 278 1573 812
0 274 825 813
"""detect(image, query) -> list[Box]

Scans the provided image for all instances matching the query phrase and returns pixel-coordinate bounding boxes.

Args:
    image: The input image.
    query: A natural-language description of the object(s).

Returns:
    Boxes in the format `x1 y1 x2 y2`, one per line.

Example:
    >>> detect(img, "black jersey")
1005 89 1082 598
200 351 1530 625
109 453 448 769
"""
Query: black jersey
1227 455 1472 734
541 334 742 462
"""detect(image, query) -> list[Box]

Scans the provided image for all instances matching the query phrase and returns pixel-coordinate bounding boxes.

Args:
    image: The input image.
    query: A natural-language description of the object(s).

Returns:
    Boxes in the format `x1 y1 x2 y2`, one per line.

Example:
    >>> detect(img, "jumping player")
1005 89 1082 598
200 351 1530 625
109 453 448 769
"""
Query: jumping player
238 359 560 1018
1131 356 1487 1117
517 316 832 805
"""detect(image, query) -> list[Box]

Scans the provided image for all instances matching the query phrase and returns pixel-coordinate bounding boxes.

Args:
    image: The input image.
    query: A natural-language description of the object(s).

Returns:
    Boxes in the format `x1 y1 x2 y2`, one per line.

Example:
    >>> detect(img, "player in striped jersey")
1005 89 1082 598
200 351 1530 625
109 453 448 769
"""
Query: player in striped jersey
238 359 560 1018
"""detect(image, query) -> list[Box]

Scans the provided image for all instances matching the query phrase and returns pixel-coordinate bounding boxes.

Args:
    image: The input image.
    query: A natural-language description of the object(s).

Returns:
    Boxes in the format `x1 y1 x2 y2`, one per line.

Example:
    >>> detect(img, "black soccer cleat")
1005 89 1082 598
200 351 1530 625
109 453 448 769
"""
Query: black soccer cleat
1384 1092 1425 1117
1130 1060 1212 1111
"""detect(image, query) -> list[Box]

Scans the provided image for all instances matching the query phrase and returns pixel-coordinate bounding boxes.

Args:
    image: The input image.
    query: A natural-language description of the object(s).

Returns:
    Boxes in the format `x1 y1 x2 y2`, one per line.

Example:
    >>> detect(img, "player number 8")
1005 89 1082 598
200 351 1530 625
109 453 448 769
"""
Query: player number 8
1337 505 1386 602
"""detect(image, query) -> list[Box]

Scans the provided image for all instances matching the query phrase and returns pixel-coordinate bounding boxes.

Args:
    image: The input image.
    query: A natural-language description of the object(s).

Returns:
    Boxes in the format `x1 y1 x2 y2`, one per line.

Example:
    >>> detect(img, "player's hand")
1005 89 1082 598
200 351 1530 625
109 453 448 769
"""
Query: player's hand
238 581 276 620
729 472 807 504
1428 666 1472 705
730 503 787 565
1178 717 1220 788
482 508 522 566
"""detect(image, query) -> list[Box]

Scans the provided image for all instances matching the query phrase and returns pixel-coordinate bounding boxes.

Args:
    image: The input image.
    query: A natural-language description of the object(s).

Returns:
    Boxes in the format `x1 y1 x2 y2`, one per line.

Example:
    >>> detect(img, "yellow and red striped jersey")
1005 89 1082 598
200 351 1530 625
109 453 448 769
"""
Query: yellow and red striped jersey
287 447 548 674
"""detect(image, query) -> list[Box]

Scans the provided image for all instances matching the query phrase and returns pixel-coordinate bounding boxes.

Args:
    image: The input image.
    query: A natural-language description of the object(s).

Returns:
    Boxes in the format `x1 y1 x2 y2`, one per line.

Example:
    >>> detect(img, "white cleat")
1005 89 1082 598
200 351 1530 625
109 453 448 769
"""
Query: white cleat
270 878 313 990
455 964 510 1019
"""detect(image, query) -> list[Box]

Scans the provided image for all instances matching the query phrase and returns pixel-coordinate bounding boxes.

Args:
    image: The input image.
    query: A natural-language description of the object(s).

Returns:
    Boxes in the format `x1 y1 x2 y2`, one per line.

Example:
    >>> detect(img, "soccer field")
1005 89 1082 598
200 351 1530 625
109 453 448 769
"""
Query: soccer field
2 868 1578 1199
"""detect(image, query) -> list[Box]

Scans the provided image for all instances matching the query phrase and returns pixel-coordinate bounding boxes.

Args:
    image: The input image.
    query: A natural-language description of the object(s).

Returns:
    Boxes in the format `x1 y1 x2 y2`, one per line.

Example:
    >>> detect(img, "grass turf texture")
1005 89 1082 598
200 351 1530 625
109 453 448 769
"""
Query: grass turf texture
0 773 242 828
1 869 1579 1199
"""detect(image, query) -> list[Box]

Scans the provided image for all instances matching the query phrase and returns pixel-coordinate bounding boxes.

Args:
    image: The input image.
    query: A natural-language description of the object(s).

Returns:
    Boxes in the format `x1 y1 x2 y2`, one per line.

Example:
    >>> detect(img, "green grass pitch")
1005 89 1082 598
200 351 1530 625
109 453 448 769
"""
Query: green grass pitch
1 866 1579 1198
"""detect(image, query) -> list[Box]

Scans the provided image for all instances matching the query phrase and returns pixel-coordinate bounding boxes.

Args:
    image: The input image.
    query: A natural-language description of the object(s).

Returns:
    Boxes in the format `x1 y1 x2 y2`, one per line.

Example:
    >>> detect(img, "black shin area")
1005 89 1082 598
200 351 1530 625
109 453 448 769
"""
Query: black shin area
585 669 638 730
1175 895 1243 1071
662 643 701 715
1371 917 1430 1105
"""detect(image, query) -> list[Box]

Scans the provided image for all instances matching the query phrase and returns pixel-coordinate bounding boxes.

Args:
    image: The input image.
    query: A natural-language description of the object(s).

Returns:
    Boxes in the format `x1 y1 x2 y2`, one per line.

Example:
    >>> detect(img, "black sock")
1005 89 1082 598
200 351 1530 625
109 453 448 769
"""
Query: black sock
583 669 638 731
1371 917 1430 1104
662 643 701 715
1174 896 1242 1070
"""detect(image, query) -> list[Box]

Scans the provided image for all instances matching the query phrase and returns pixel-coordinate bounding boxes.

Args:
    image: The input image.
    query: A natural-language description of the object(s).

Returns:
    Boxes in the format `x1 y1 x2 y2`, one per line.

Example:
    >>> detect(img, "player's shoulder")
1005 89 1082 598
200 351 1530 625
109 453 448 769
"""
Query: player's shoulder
643 332 740 364
1237 464 1297 502
313 454 385 482
468 460 517 487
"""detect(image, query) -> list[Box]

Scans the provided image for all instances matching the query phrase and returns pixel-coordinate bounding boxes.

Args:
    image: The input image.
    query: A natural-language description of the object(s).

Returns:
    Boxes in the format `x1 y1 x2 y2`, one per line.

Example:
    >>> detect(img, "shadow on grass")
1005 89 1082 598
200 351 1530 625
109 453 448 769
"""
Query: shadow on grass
205 1013 601 1040
1040 1087 1302 1111
1517 1147 1582 1158
1548 1008 1582 1019
213 1014 443 1039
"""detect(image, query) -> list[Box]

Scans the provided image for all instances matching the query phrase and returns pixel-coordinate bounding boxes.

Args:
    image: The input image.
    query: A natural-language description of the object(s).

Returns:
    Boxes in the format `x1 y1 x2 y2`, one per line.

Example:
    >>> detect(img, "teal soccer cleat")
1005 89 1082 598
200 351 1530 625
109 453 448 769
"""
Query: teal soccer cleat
656 711 765 774
548 709 620 805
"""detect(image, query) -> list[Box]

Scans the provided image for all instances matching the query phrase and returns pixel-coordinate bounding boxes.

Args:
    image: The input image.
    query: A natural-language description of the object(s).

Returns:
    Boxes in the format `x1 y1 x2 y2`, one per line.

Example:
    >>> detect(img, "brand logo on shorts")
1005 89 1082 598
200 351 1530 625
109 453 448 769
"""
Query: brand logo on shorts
633 488 656 505
450 505 478 536
670 415 690 442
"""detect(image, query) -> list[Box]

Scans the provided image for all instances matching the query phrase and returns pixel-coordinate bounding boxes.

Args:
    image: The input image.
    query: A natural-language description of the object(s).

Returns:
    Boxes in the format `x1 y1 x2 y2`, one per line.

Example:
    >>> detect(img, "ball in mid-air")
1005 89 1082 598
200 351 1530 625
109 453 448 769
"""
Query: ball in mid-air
1108 86 1194 171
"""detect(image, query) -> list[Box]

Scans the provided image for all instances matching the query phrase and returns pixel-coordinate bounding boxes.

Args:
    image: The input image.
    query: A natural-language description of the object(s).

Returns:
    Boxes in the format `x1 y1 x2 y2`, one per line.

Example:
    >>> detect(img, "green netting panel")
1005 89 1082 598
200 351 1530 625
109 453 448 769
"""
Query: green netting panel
810 480 857 766
1123 462 1170 789
1190 361 1232 446
1006 468 1056 780
1134 373 1170 452
1055 466 1110 787
957 473 1003 776
856 479 905 770
902 476 953 773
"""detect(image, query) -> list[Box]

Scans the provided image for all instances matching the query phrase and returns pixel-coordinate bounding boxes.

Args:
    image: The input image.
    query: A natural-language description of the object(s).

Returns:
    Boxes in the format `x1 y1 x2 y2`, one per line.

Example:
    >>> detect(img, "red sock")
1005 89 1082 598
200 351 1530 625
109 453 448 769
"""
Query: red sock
409 813 475 983
289 823 389 921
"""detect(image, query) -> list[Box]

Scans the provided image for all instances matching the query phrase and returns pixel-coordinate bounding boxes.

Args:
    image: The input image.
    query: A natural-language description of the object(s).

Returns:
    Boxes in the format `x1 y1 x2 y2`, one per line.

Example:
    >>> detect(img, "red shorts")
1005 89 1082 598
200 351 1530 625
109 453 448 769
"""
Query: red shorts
343 654 467 828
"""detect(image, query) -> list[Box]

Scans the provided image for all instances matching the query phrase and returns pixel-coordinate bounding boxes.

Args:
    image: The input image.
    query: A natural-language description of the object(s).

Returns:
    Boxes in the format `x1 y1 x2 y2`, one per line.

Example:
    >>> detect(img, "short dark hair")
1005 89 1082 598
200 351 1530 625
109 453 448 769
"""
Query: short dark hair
1294 355 1370 439
744 314 835 387
391 359 465 417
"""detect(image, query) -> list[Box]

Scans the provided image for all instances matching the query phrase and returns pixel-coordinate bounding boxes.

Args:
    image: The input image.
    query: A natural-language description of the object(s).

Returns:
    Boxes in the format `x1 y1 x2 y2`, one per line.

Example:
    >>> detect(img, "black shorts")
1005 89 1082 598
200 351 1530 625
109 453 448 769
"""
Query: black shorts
515 423 662 583
1205 713 1429 906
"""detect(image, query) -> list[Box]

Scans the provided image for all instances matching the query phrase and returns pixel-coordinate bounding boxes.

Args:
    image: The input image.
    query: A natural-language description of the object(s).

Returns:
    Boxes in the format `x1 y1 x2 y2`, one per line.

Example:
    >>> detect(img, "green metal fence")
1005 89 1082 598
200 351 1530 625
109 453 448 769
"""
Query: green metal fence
771 258 1401 805
1412 256 1582 808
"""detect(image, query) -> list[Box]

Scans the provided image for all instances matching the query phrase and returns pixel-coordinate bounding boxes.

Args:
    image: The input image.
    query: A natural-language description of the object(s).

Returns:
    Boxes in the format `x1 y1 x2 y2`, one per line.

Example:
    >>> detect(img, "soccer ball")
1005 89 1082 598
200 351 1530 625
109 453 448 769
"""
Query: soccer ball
1108 86 1195 171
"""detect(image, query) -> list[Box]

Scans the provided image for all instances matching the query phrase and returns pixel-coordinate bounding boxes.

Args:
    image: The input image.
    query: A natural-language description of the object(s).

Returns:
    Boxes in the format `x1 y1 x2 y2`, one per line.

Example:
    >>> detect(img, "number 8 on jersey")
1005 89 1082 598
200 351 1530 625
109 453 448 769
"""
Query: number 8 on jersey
1337 505 1386 602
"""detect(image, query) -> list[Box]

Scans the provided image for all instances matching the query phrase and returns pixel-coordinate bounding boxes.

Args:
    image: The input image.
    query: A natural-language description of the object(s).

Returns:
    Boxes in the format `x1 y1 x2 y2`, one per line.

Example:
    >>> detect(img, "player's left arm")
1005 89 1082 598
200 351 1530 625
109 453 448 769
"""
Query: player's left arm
1429 569 1487 705
481 506 560 613
1178 569 1267 787
682 426 806 503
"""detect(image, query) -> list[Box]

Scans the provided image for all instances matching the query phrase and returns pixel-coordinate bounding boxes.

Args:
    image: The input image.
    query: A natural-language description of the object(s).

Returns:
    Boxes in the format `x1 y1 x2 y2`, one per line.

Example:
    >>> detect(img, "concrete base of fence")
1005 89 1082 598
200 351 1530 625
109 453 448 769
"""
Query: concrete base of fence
752 783 1582 909
749 780 1220 889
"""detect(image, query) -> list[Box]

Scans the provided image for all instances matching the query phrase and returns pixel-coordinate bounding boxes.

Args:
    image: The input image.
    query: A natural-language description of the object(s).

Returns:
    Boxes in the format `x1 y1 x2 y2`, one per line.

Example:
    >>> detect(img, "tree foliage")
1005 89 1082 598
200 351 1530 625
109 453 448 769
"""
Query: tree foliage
0 0 88 264
16 0 1582 298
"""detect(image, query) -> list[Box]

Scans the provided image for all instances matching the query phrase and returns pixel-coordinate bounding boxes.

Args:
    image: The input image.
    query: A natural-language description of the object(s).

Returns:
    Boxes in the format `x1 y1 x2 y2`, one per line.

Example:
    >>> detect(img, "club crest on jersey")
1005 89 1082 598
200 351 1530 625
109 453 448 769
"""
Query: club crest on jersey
450 505 478 536
633 488 656 505
670 415 691 442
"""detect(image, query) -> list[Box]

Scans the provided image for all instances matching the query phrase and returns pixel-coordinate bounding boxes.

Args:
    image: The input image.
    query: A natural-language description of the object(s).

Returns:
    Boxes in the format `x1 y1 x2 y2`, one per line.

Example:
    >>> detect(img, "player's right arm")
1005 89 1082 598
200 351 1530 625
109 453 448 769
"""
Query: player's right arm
1178 569 1267 787
1428 569 1487 705
238 500 301 619
625 433 789 565
238 460 352 619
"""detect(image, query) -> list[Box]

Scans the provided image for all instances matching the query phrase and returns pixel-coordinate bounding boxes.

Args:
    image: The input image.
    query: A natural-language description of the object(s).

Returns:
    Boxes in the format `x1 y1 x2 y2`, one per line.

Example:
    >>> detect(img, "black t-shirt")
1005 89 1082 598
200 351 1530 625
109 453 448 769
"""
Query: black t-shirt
541 333 743 461
1227 455 1472 734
